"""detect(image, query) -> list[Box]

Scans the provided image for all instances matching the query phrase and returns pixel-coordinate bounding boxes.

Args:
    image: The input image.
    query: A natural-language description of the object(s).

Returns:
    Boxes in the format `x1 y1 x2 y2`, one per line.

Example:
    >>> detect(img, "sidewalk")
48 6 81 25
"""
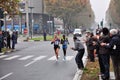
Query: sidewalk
99 72 115 80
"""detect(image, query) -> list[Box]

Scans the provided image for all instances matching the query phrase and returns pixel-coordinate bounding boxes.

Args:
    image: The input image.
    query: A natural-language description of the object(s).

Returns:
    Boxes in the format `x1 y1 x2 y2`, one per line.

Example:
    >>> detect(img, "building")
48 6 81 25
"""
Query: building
4 0 54 35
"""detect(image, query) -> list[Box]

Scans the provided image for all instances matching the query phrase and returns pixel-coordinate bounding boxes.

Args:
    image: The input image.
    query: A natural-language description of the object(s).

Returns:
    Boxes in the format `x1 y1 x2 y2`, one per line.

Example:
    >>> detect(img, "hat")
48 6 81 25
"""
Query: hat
110 29 118 35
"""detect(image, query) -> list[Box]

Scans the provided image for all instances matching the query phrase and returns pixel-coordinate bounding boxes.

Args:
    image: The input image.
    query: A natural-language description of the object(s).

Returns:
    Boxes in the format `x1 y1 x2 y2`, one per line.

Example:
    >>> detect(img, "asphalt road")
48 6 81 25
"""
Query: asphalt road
0 36 87 80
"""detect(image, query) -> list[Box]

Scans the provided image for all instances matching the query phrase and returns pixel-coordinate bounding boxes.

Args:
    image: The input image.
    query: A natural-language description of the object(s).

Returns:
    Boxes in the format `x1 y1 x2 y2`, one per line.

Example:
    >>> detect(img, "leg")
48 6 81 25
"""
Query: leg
12 41 15 49
63 48 66 60
98 54 105 75
89 50 95 62
0 47 2 53
101 54 110 79
75 49 85 69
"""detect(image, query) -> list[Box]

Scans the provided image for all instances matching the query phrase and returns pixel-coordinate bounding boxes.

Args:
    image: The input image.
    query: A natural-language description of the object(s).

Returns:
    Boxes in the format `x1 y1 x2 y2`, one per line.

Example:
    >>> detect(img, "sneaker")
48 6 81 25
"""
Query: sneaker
63 56 66 61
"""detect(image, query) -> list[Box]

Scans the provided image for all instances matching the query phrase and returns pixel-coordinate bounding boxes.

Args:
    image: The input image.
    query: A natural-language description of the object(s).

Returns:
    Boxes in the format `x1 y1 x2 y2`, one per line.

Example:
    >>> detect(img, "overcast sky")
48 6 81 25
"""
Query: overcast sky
90 0 111 23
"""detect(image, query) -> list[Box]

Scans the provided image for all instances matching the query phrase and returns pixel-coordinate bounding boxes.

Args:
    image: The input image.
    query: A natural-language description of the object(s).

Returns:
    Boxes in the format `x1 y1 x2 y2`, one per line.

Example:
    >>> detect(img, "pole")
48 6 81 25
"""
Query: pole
25 0 29 38
28 7 34 39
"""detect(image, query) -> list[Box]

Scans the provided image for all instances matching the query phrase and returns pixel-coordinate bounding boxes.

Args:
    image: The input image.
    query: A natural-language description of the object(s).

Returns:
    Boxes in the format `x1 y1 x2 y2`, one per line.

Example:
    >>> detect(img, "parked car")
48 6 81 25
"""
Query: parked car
73 29 82 37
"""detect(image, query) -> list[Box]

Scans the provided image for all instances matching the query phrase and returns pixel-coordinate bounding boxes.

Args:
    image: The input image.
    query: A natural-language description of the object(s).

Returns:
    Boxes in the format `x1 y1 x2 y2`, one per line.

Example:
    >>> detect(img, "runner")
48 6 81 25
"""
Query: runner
51 34 60 61
61 35 69 61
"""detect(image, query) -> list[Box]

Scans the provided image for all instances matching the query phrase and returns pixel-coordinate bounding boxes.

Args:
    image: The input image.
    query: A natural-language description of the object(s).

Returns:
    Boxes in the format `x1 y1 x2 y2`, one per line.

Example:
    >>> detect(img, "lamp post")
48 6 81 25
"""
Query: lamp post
25 0 29 39
28 6 34 39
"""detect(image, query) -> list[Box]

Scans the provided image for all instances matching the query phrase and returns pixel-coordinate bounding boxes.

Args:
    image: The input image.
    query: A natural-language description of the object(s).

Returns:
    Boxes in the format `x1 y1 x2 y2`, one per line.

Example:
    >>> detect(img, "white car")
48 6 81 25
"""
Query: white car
73 29 82 37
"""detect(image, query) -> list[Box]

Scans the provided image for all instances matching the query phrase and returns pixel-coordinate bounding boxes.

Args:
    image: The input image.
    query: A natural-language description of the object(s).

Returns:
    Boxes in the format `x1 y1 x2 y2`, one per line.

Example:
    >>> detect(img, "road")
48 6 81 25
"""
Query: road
0 36 87 80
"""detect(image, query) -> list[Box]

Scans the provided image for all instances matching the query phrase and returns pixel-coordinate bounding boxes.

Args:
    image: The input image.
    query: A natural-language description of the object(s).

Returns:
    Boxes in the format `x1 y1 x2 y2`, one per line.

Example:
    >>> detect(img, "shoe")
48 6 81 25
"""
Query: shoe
63 56 66 61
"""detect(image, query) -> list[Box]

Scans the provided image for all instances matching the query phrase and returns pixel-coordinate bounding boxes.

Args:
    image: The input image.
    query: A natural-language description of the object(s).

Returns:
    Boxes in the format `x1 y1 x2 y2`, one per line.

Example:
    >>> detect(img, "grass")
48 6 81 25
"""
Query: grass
30 36 53 41
30 35 62 41
81 57 113 80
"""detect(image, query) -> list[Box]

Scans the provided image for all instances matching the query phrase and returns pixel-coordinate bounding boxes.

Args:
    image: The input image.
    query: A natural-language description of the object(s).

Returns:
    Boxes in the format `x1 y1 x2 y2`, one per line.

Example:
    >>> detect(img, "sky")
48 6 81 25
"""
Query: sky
90 0 111 23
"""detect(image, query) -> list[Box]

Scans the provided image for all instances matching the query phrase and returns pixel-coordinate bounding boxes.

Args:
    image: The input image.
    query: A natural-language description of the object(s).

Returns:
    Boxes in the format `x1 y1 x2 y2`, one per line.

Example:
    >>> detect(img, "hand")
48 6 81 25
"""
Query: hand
100 43 106 46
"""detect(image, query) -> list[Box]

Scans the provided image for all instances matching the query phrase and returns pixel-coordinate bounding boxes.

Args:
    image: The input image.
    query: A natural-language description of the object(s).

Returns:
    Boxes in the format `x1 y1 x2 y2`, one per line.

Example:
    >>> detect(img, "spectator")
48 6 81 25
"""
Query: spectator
71 36 85 70
101 29 120 80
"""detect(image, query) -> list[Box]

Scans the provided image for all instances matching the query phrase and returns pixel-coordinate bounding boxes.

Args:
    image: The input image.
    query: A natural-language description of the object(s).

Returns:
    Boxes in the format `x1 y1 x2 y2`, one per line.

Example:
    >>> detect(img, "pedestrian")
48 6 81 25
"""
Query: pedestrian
101 29 120 80
0 31 3 53
87 32 96 62
98 27 110 80
43 31 47 41
84 30 91 59
71 36 85 70
51 34 60 61
61 35 69 61
7 31 11 49
11 31 17 50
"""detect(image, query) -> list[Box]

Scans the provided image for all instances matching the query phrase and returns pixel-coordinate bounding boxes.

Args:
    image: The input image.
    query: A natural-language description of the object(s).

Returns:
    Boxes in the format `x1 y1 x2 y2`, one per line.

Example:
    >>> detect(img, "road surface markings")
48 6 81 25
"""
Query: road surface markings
0 55 8 59
66 56 74 61
48 56 60 60
24 56 46 67
4 55 21 60
0 72 13 80
33 56 46 61
18 55 34 60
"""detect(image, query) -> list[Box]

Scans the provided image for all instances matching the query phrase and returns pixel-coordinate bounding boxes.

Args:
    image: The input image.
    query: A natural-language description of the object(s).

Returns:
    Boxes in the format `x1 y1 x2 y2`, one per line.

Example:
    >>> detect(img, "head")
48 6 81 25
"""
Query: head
73 36 77 41
110 29 118 37
54 34 58 38
63 34 65 39
102 27 109 35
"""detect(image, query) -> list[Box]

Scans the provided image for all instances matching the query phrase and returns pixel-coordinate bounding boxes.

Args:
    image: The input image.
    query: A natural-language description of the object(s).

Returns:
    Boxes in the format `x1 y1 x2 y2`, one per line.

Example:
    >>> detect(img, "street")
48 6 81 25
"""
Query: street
0 36 87 80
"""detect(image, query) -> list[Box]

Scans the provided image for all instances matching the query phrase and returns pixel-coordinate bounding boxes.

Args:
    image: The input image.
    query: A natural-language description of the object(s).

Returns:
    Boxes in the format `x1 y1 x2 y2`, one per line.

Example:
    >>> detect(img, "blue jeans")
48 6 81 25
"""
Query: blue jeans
12 40 15 49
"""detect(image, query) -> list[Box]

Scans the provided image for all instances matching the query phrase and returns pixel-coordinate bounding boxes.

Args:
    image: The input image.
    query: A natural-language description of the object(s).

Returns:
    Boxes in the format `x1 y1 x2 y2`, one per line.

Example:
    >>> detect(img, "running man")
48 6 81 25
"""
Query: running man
61 35 69 61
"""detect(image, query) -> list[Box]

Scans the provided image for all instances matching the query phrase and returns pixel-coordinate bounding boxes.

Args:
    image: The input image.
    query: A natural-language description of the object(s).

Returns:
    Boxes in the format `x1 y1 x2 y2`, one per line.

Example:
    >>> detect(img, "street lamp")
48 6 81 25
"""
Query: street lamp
28 6 34 39
3 11 8 31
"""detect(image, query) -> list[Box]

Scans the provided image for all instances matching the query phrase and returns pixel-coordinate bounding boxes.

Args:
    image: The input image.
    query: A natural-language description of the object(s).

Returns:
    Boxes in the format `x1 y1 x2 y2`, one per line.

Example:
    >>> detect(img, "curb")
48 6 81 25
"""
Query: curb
73 57 88 80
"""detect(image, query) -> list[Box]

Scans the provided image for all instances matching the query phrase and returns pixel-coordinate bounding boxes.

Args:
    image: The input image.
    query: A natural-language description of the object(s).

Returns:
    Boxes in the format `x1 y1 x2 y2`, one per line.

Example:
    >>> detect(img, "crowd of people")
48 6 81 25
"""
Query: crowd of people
0 30 18 53
84 27 120 80
51 27 120 80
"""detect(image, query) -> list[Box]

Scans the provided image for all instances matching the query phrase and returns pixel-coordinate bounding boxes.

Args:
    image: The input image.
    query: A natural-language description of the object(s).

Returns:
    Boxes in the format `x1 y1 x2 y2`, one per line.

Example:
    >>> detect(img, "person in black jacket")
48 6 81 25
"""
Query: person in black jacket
0 31 3 53
7 31 11 49
101 29 120 80
87 32 96 62
98 27 110 80
11 31 17 50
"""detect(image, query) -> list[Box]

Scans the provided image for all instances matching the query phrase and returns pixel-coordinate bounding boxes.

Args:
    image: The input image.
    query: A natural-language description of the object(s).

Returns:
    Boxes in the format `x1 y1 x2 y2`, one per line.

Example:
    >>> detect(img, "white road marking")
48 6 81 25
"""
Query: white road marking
48 56 60 60
4 55 21 60
24 60 37 67
0 55 8 59
0 72 13 80
0 53 4 55
33 56 46 61
24 56 46 67
66 56 74 61
18 55 34 60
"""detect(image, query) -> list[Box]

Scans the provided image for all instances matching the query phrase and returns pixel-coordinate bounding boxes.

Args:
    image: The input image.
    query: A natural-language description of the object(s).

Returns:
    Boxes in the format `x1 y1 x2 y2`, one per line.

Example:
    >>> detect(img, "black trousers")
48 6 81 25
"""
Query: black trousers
98 54 110 79
75 49 85 69
89 50 95 62
111 54 120 80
